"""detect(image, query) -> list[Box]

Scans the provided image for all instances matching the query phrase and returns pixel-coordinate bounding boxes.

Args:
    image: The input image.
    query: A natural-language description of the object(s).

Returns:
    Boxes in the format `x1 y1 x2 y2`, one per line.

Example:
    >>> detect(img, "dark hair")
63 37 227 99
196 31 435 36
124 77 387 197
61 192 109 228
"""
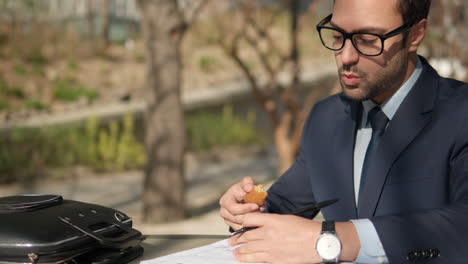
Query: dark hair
398 0 432 25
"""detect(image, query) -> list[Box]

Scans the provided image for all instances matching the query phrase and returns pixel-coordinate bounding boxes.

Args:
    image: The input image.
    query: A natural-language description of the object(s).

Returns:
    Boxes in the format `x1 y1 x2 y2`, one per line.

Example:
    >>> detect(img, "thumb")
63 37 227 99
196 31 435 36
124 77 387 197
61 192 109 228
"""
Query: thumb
241 176 255 192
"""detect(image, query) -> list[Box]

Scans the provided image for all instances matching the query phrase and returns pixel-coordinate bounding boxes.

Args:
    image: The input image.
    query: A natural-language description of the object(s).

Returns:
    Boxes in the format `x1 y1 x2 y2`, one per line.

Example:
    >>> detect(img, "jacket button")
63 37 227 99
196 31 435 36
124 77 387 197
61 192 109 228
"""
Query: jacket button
422 250 431 259
414 251 422 260
407 252 417 261
430 249 440 258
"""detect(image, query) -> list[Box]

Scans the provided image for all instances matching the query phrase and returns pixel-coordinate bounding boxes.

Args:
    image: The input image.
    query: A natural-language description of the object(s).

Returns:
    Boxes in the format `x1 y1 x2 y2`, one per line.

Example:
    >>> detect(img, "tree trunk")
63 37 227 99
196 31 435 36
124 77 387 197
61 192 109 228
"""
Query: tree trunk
275 0 301 175
101 0 111 47
86 0 95 40
137 0 186 223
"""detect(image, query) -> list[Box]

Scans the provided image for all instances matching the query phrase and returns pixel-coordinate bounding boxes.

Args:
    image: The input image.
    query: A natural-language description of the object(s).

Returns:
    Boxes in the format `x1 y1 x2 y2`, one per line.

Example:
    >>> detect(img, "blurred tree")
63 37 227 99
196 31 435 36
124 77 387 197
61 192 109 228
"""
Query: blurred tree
86 0 96 40
439 0 467 82
101 0 111 47
426 0 468 81
208 0 320 174
137 0 207 223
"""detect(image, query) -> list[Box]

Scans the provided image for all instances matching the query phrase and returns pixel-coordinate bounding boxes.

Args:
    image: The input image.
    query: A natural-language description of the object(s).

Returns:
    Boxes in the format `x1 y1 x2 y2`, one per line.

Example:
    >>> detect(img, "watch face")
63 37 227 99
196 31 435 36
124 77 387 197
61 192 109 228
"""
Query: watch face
316 233 341 260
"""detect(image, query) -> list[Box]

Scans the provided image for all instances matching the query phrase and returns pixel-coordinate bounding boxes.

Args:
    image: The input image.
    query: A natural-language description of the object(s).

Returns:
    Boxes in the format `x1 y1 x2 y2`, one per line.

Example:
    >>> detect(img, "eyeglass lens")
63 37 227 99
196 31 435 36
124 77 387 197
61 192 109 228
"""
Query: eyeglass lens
319 28 383 56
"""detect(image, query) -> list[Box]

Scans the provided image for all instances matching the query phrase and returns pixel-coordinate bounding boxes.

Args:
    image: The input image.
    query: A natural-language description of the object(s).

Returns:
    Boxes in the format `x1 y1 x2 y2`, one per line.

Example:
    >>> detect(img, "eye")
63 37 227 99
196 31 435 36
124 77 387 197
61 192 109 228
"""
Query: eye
354 34 379 45
332 33 343 41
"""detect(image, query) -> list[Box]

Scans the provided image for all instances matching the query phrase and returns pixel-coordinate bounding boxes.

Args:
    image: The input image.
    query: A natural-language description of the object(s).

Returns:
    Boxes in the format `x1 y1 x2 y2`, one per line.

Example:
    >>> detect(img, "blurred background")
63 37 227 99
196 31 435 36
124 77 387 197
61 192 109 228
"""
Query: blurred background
0 0 466 232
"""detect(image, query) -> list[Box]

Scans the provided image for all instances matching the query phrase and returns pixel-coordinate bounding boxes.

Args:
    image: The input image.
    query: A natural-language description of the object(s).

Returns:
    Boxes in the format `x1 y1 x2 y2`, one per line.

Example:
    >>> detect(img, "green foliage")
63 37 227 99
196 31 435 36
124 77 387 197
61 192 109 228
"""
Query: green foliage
0 100 8 111
199 55 217 73
134 53 145 63
14 65 28 76
86 90 99 101
31 64 46 76
115 114 146 170
6 86 25 99
24 99 48 110
0 78 21 99
25 50 48 65
83 116 99 166
0 107 264 182
426 31 443 41
0 78 8 94
97 121 119 170
187 105 265 151
67 60 79 70
23 0 40 9
54 78 99 102
0 114 146 183
0 33 9 47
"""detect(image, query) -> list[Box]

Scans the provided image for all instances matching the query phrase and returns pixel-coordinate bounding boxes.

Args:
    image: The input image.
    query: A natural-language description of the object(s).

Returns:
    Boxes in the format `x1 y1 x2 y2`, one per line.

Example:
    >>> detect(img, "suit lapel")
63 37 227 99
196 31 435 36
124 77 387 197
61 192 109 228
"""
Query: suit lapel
357 60 438 217
330 97 360 220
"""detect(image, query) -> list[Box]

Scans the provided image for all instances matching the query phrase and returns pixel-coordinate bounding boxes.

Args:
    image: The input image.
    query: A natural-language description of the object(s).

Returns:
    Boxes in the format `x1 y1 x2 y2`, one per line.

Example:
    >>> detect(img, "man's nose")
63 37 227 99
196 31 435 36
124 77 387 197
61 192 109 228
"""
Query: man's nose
340 39 359 65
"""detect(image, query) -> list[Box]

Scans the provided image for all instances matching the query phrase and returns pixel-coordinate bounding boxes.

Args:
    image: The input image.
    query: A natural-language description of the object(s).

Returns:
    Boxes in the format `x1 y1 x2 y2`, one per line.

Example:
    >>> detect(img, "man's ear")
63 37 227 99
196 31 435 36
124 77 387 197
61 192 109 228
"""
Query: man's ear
407 19 428 53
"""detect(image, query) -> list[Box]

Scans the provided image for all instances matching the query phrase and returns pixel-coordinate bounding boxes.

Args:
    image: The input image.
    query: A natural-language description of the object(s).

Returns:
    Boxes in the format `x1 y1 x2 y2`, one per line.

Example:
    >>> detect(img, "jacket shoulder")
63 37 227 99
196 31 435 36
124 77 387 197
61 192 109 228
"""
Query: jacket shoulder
312 93 349 113
437 75 468 106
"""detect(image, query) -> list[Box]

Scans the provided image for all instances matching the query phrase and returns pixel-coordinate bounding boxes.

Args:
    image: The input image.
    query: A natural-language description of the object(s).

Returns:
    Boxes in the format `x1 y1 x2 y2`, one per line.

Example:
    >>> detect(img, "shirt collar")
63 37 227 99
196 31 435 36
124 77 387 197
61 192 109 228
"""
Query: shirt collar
362 57 423 125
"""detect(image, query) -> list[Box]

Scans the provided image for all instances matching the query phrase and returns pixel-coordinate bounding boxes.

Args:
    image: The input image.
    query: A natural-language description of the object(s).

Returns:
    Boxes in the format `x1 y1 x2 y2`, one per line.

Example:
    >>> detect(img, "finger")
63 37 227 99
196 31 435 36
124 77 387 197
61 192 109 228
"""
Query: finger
234 250 270 263
220 182 251 205
227 202 259 216
241 212 269 228
220 207 244 225
224 219 243 231
235 240 269 255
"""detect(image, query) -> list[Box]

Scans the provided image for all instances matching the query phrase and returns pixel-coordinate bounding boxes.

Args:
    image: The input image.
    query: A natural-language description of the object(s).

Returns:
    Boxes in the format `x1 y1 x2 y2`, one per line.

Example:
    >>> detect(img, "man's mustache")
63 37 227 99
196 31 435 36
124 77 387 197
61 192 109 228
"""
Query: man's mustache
338 65 367 78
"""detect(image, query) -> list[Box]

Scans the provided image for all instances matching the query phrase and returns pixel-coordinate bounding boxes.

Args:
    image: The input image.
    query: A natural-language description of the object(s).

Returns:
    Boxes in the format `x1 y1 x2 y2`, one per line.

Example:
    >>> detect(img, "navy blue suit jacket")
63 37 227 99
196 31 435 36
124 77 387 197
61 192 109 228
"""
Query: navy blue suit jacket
265 57 468 263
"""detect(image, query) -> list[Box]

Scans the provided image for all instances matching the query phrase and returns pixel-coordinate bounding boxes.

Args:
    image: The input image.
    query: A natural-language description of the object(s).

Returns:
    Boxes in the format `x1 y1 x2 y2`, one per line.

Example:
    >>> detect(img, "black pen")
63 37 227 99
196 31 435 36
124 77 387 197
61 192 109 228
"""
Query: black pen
231 226 257 236
231 198 339 236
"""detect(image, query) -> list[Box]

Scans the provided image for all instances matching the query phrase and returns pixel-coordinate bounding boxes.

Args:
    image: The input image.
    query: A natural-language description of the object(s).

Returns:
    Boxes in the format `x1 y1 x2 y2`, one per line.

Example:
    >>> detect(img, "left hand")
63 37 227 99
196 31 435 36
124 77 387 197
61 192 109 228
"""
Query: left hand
229 213 322 264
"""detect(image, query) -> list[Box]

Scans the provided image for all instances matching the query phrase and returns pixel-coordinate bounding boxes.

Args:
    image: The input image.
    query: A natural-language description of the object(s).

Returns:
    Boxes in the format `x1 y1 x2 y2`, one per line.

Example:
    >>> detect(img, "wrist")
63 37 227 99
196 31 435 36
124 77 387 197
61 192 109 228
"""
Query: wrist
335 221 360 262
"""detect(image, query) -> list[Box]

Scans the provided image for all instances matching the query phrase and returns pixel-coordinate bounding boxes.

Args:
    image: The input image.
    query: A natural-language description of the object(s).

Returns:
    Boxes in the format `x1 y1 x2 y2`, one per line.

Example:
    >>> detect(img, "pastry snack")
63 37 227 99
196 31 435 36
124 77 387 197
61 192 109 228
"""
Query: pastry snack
243 184 268 206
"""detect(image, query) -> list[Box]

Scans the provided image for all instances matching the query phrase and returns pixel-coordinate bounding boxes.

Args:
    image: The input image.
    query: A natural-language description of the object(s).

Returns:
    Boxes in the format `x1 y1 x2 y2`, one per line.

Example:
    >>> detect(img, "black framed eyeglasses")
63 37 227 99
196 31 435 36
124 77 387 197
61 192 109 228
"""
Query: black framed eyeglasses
316 14 413 56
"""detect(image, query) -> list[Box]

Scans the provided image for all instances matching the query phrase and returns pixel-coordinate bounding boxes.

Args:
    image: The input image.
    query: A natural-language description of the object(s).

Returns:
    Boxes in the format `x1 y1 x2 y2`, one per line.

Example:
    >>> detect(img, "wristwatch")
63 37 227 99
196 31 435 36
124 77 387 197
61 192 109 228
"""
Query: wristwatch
315 220 342 263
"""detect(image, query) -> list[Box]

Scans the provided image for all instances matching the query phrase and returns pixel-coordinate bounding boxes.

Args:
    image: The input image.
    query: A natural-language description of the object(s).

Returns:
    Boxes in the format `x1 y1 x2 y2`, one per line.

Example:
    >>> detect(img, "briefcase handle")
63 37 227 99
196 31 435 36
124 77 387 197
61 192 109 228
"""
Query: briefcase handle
59 210 143 249
0 194 63 213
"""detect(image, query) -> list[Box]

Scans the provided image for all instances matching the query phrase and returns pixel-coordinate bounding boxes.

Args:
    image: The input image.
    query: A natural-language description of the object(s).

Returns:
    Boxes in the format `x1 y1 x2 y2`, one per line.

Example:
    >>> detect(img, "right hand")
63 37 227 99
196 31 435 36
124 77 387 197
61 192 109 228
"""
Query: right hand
219 176 263 231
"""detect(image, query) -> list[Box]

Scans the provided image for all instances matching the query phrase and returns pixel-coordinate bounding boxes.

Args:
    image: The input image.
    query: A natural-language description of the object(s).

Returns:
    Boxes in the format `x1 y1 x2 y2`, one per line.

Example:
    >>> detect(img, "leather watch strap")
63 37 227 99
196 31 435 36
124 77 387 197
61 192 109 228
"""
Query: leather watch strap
322 220 335 232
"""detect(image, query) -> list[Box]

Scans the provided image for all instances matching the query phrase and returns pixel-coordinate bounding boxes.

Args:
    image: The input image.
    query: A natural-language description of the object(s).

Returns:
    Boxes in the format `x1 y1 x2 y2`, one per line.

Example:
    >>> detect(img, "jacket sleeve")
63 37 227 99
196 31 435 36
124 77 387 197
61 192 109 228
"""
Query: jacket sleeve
264 104 318 219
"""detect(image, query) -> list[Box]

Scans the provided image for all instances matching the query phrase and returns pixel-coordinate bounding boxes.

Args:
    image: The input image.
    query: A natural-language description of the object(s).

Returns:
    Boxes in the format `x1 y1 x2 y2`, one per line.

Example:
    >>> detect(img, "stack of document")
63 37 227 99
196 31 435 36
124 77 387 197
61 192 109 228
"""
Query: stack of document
140 239 265 264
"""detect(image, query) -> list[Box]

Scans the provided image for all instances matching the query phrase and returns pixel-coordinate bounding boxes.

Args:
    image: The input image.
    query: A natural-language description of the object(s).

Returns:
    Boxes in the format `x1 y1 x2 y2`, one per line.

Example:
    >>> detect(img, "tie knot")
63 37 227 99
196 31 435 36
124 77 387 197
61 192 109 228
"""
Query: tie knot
367 107 389 131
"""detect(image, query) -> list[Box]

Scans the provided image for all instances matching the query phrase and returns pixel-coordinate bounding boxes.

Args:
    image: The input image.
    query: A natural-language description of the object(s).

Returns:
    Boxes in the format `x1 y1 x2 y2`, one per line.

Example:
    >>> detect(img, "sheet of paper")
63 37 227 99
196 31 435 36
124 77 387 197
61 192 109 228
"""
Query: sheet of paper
139 239 266 264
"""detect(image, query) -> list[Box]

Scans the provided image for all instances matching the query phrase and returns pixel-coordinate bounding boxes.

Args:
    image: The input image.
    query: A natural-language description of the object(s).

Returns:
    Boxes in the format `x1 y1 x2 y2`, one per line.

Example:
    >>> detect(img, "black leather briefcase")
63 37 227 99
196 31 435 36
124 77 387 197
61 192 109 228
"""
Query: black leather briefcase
0 194 144 264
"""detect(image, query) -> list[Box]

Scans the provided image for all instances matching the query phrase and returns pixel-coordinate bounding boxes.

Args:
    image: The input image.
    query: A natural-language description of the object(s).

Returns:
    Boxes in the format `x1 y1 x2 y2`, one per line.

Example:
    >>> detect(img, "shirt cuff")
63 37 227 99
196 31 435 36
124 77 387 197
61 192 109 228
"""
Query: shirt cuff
350 219 389 264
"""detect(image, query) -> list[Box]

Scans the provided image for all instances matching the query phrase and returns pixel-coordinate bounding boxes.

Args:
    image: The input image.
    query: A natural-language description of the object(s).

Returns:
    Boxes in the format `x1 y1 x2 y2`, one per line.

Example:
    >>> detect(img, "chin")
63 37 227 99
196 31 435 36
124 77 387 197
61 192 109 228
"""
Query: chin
342 87 369 102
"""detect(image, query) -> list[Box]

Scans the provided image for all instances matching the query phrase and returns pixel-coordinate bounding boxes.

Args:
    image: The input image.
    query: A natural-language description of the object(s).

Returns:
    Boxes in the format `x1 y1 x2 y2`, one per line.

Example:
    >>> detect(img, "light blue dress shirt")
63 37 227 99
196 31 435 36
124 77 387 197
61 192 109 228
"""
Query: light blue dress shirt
350 58 423 264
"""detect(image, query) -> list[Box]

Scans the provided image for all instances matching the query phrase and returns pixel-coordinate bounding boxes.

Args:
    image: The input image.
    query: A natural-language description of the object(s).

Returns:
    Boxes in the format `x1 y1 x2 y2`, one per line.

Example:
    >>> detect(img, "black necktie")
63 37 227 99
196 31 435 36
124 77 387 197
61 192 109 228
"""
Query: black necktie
358 106 389 206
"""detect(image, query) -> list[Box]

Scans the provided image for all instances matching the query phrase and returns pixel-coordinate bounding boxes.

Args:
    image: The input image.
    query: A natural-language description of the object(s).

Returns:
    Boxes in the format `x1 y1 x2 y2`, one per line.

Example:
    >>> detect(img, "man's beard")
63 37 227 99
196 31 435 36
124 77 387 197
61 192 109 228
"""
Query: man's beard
339 53 408 102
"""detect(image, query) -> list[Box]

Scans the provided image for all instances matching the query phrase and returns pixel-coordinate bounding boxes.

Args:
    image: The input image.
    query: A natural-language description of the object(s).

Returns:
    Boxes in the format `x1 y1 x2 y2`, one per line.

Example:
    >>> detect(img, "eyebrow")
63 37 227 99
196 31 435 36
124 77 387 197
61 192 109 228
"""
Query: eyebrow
329 20 387 34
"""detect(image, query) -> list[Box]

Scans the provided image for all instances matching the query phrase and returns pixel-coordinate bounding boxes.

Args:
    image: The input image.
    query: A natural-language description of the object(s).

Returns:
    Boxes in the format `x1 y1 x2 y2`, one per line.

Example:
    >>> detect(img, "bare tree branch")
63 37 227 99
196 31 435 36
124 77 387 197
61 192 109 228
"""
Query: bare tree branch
171 0 209 37
178 0 209 29
209 0 318 173
243 29 276 80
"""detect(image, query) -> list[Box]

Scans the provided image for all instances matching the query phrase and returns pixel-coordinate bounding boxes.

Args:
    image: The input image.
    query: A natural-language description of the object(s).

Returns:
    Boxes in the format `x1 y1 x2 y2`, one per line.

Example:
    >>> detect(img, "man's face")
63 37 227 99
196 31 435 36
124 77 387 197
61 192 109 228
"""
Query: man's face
331 0 411 104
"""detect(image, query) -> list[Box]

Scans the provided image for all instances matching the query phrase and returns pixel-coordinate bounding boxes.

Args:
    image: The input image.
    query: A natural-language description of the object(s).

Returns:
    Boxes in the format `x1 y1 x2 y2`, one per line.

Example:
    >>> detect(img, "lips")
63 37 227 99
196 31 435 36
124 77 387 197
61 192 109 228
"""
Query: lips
341 73 360 86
